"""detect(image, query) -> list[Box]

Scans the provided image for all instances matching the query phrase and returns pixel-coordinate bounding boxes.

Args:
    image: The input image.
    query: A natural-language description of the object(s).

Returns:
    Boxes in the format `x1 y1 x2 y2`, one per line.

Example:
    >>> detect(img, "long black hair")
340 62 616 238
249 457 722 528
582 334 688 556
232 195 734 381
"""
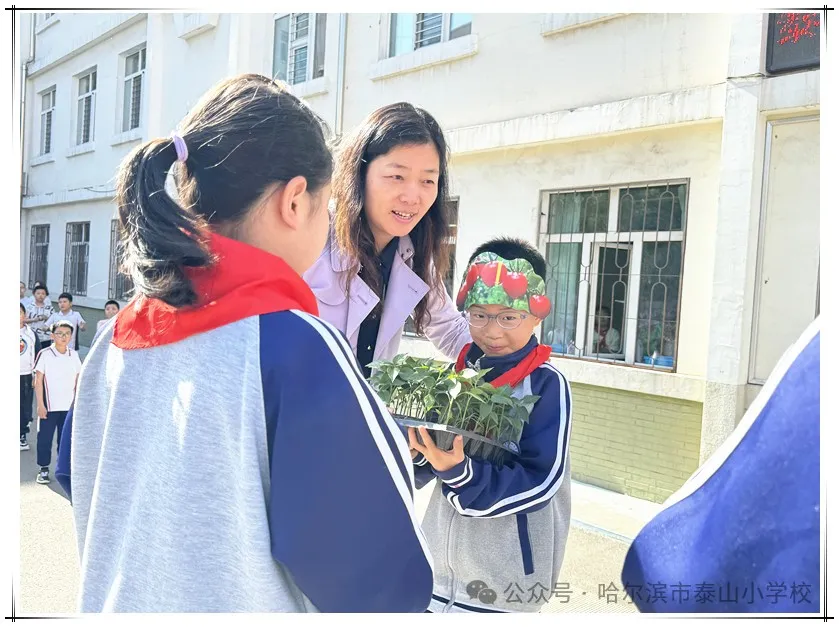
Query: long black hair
116 74 333 308
332 102 452 333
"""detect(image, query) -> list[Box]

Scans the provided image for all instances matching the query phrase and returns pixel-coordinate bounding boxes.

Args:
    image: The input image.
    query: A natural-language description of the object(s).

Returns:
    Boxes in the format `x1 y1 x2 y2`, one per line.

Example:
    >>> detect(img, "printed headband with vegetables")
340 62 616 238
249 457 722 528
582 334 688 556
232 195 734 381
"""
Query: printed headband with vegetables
456 252 552 319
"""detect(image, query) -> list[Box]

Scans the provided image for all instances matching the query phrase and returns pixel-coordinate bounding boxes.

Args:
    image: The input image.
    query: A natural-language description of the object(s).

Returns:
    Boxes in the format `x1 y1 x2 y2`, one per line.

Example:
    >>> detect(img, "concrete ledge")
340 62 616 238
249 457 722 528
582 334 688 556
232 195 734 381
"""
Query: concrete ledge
173 13 219 40
761 69 820 114
110 128 144 147
22 186 114 209
34 14 60 35
29 154 55 167
446 84 726 155
400 335 706 402
369 33 479 81
541 13 627 36
66 143 96 158
288 75 329 100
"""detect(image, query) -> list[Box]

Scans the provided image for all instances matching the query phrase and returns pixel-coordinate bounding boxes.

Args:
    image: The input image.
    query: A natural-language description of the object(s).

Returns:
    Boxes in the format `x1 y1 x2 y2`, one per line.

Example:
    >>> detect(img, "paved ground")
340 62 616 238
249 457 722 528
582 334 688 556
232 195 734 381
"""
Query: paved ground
19 443 79 614
19 442 641 614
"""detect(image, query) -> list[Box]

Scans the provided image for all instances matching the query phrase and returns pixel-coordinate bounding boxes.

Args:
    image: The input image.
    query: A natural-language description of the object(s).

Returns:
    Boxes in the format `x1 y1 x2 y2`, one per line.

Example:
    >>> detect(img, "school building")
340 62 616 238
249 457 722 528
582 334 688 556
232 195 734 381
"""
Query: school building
18 13 820 502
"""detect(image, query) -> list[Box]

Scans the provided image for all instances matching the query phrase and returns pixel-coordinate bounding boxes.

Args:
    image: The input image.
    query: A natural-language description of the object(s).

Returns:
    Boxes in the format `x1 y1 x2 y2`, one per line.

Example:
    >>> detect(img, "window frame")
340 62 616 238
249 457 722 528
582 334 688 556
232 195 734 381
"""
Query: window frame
387 13 472 58
273 13 327 85
109 219 134 301
64 222 91 297
28 224 50 289
39 87 56 156
538 178 690 371
75 68 97 146
403 198 460 338
122 47 146 133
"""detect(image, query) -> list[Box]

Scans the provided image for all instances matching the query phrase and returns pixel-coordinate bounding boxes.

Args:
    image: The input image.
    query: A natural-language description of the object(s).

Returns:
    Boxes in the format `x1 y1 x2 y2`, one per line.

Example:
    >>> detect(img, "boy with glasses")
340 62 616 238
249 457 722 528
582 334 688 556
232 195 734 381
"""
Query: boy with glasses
44 292 86 352
33 321 81 485
408 237 573 613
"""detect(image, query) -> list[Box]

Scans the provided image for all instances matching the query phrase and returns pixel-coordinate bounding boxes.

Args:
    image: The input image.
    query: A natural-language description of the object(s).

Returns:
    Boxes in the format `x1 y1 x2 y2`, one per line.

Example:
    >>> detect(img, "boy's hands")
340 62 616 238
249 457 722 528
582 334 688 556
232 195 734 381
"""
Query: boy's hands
408 427 466 473
37 404 47 420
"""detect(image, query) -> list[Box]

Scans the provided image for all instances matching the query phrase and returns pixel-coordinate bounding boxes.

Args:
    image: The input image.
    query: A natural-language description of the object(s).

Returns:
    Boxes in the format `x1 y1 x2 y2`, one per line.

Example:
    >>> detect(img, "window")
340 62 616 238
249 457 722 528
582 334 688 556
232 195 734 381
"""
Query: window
389 13 472 57
540 181 688 370
76 69 97 145
39 88 55 156
404 199 459 336
122 48 146 132
28 225 50 289
44 12 54 20
443 199 459 297
109 220 134 301
273 13 327 85
766 12 820 75
64 222 90 296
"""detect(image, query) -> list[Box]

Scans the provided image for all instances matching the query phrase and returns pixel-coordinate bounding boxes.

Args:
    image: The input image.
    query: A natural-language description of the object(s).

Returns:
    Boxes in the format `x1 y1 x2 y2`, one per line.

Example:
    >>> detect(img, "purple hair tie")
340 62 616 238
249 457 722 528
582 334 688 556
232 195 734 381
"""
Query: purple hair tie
171 133 188 163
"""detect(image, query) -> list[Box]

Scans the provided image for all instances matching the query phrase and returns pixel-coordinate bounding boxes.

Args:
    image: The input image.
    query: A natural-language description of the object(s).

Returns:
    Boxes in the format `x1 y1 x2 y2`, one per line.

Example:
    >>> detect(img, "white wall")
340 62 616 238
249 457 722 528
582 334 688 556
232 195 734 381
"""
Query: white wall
341 13 730 132
21 198 116 307
25 17 149 196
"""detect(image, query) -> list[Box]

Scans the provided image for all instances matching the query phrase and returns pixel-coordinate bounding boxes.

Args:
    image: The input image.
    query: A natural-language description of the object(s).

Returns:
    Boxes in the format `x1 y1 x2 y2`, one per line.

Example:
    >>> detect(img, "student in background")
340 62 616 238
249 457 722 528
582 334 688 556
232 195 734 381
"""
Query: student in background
93 300 120 345
25 283 54 352
20 304 37 451
45 293 86 351
34 321 82 485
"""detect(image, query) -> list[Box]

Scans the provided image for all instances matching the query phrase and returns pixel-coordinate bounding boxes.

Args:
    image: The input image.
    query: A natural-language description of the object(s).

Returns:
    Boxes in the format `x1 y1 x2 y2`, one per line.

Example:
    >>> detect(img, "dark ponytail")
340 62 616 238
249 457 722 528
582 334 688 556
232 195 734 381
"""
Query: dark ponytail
115 74 333 308
116 139 211 308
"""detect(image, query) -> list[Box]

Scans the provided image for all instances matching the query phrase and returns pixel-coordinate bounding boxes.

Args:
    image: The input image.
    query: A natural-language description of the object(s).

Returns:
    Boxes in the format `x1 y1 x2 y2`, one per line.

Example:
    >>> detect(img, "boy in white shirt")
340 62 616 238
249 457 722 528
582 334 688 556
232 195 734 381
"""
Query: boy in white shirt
45 292 86 352
34 321 82 485
93 300 120 345
20 304 37 451
25 283 54 351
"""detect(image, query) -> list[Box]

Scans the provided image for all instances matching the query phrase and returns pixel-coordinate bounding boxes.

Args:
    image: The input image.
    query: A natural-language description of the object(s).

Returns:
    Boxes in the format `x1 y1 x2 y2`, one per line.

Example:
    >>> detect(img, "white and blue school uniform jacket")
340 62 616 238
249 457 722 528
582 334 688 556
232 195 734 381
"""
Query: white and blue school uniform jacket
622 318 820 613
55 234 433 613
415 336 573 613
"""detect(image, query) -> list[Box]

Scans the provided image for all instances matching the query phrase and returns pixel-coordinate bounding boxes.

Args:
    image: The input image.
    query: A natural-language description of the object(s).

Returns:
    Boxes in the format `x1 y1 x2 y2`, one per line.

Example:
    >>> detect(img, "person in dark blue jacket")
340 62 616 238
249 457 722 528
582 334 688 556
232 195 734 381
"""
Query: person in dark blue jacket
622 318 821 613
408 237 573 613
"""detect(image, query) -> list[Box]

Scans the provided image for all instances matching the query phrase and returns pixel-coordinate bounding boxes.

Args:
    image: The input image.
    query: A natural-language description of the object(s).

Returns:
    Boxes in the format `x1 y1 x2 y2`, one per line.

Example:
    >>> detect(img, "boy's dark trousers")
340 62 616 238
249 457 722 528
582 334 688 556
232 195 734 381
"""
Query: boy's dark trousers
20 375 33 438
37 411 67 468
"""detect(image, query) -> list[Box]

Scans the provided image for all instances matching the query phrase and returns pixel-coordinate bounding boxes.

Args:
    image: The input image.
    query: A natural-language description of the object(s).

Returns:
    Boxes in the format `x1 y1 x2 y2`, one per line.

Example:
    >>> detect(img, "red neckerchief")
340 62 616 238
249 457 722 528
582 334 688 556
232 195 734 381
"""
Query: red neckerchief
455 342 552 388
112 233 319 350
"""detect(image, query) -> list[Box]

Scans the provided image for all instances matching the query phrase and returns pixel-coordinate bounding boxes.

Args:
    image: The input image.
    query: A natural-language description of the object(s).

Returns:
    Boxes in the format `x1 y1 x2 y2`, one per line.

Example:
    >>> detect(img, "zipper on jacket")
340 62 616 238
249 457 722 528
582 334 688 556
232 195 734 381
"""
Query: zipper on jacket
444 507 458 612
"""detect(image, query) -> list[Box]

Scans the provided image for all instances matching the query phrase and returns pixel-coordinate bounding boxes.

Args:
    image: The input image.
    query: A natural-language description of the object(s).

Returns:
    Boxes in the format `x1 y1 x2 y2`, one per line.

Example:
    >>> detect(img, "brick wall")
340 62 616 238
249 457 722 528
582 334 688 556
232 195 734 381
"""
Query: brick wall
568 382 702 503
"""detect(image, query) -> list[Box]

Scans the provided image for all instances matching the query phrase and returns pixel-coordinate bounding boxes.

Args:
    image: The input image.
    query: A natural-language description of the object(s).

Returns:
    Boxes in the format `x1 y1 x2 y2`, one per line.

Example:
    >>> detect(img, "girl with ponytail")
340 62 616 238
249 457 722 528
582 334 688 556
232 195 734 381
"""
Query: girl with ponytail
55 74 432 613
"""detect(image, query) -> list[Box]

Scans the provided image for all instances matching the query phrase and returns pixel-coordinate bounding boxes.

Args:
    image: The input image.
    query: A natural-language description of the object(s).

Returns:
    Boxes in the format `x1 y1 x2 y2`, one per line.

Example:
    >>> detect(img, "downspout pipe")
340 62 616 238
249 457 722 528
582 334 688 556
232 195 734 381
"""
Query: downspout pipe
334 13 347 136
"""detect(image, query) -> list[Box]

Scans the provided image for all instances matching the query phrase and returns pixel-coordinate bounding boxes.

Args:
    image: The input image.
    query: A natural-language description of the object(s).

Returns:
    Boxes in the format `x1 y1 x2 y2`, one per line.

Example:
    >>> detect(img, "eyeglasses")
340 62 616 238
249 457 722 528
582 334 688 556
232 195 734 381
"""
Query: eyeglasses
52 331 72 338
465 310 529 330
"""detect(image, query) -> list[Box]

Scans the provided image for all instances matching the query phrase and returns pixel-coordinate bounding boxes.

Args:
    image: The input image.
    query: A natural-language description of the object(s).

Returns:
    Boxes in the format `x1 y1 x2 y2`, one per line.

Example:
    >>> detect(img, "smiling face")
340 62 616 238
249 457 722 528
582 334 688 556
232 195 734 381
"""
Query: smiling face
467 304 540 357
363 143 440 252
104 304 119 319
